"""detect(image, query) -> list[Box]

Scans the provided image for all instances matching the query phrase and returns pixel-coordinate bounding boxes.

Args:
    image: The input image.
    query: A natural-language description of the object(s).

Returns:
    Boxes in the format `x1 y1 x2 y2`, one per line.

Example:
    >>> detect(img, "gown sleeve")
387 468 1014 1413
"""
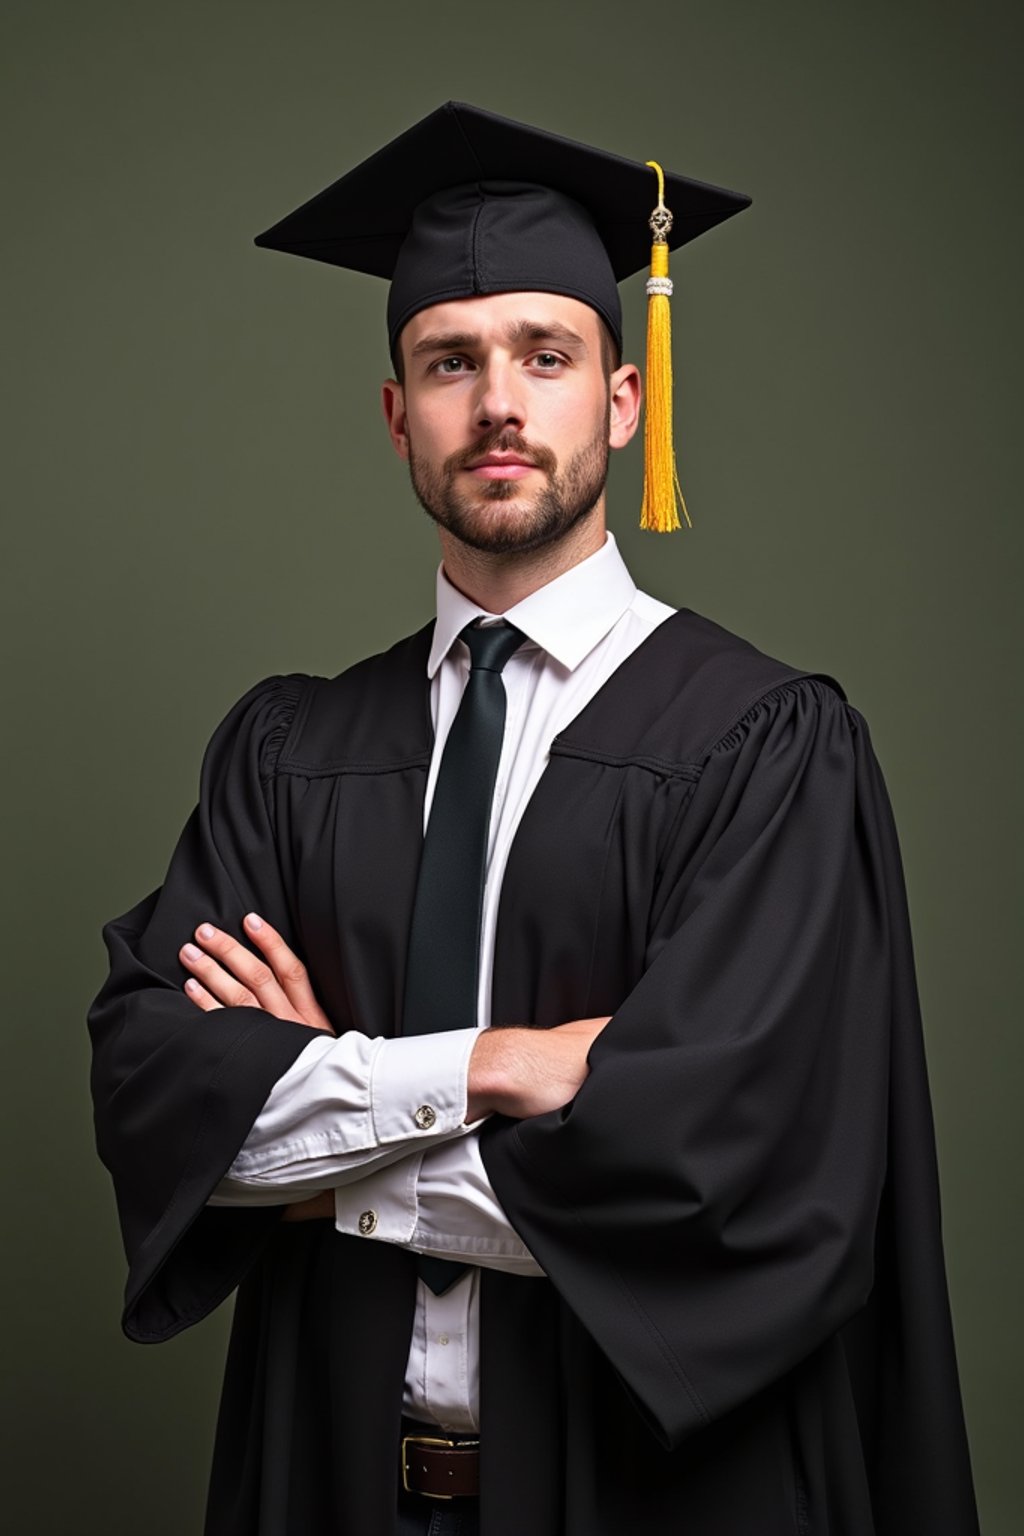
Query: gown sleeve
480 675 900 1448
87 676 319 1343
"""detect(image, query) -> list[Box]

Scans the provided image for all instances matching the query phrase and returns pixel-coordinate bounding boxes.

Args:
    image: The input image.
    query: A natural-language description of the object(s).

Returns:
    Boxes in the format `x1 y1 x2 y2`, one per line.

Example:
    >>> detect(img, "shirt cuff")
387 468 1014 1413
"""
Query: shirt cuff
334 1152 422 1244
411 1132 547 1275
370 1027 480 1146
332 1127 546 1277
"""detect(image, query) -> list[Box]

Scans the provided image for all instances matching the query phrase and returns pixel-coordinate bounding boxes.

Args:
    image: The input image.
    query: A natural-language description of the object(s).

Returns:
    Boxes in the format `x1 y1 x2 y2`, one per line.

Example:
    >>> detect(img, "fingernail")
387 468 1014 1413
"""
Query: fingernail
183 943 202 961
245 913 263 931
198 923 215 940
185 978 200 992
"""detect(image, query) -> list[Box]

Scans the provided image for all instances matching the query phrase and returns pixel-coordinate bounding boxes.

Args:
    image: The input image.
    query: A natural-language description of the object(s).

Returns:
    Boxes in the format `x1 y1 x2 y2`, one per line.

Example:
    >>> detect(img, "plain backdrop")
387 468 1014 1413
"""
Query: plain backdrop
2 1 1020 1531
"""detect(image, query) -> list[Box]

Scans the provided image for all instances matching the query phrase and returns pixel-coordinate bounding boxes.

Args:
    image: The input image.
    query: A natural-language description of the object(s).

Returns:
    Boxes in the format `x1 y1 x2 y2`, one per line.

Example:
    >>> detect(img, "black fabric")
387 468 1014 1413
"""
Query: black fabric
402 619 525 1296
386 179 626 361
252 100 752 354
87 677 320 1341
87 606 980 1535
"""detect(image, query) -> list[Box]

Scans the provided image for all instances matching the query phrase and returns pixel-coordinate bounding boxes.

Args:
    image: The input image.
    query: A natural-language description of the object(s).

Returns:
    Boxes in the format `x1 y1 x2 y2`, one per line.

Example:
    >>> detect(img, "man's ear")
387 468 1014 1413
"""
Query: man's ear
381 378 409 460
608 362 642 451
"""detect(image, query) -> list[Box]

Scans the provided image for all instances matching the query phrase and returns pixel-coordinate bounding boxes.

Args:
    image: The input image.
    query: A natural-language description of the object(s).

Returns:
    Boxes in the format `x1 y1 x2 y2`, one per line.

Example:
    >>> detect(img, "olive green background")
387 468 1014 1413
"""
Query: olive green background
3 0 1020 1530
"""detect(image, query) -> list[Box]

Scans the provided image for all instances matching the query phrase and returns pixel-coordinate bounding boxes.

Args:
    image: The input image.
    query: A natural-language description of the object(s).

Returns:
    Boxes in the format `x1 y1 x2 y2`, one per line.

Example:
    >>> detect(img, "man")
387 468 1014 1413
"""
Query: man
88 103 980 1535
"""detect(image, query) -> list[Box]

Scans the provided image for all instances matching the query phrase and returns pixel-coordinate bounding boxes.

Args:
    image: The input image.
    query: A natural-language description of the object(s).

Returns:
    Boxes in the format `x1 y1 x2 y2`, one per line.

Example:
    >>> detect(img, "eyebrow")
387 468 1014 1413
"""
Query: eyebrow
408 319 589 360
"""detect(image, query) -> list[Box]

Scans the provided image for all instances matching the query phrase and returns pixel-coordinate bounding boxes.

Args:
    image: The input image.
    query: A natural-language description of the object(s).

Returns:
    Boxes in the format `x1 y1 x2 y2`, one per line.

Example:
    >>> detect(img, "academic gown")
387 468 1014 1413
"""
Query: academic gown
87 605 980 1536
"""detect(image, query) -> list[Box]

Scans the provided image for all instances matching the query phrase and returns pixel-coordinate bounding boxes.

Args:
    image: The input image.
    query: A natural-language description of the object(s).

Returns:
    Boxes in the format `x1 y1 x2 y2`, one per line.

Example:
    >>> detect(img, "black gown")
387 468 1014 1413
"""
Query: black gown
87 605 980 1535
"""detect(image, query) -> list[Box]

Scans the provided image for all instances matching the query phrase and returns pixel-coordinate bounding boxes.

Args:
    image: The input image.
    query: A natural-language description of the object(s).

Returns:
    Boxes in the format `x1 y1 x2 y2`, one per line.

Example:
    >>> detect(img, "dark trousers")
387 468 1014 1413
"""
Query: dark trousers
396 1488 480 1536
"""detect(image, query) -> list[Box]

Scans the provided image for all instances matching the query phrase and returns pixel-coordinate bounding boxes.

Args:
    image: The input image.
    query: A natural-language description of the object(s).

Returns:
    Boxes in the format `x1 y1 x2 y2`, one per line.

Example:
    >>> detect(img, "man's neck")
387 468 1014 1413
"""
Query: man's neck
437 506 608 614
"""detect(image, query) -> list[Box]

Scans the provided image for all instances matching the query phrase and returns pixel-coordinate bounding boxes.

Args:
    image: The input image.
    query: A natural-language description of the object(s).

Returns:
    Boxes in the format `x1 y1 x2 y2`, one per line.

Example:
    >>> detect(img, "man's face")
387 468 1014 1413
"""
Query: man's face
382 292 633 557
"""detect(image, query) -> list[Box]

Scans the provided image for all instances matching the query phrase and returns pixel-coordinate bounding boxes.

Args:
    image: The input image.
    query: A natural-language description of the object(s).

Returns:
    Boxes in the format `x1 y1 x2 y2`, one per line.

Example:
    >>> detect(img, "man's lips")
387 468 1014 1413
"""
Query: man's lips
464 456 539 480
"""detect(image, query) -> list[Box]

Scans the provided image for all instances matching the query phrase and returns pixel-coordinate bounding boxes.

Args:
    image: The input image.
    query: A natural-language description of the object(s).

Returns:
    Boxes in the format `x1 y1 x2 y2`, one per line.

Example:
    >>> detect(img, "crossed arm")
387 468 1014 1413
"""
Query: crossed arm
180 911 611 1225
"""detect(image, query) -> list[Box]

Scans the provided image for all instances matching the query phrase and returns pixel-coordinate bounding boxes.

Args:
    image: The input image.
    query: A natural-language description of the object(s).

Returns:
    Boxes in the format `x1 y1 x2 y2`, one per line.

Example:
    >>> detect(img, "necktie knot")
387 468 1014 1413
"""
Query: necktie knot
460 619 525 674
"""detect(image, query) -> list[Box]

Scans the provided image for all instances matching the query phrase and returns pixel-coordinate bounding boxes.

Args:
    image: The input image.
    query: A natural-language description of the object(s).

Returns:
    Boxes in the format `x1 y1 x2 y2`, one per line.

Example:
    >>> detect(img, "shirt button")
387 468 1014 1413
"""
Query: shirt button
357 1209 378 1235
437 1334 450 1346
414 1104 438 1130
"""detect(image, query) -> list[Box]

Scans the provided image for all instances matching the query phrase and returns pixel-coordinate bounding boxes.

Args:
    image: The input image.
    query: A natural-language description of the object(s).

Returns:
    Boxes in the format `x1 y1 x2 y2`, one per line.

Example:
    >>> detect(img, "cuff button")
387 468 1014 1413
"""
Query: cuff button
357 1209 378 1235
414 1104 438 1130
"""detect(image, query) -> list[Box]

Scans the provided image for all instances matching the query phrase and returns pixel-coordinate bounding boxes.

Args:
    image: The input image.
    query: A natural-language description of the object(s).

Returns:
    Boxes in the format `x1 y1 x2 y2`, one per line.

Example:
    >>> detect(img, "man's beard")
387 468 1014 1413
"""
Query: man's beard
407 419 609 556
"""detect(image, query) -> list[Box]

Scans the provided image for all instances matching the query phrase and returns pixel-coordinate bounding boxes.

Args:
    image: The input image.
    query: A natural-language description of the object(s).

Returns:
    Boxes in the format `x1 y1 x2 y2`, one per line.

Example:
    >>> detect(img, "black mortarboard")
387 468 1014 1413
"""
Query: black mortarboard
254 101 752 532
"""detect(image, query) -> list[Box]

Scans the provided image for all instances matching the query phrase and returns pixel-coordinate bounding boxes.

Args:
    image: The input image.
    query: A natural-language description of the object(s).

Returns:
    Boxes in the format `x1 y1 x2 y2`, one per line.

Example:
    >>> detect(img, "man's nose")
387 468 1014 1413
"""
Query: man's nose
473 359 526 432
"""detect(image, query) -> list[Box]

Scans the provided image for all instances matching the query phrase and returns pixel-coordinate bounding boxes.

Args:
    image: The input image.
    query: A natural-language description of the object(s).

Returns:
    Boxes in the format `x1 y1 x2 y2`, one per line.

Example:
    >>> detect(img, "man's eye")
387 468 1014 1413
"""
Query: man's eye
533 353 563 370
435 356 469 374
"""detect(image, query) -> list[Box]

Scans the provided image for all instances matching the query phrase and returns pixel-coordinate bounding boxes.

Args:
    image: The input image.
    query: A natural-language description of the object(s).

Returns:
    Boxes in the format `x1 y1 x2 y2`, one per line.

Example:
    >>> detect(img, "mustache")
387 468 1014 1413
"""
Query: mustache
447 429 557 475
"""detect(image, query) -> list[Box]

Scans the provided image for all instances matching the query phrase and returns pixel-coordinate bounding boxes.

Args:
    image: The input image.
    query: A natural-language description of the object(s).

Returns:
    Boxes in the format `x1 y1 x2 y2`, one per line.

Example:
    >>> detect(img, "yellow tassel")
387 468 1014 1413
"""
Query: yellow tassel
640 160 691 533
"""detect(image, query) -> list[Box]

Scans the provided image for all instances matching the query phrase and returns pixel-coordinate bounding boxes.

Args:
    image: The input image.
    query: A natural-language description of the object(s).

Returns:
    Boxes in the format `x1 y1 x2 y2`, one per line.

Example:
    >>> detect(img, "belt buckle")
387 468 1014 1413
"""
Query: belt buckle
401 1433 479 1501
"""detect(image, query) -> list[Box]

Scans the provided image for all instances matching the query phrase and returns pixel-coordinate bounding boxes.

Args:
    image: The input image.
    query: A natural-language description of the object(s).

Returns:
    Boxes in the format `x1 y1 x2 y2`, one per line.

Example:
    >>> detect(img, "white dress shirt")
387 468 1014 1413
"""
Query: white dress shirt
209 530 675 1430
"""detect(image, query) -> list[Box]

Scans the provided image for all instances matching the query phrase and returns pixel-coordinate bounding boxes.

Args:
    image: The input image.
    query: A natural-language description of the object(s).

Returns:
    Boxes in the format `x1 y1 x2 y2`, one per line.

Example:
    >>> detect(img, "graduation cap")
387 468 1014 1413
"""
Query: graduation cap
254 101 751 532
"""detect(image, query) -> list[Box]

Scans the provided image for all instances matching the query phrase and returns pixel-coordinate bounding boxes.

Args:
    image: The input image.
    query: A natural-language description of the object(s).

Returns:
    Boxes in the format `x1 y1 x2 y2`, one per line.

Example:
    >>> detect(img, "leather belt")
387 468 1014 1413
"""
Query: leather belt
400 1431 480 1500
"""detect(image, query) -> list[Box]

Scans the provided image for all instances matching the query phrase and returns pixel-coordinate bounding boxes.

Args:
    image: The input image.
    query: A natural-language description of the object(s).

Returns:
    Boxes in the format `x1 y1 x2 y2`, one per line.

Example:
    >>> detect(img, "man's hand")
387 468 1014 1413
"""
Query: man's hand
179 913 335 1035
466 1016 613 1122
280 1191 335 1223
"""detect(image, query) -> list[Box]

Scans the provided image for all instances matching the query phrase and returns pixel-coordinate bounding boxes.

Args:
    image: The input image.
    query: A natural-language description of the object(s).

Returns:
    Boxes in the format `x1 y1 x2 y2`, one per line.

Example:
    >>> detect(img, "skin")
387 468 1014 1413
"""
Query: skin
180 289 643 1217
381 290 641 611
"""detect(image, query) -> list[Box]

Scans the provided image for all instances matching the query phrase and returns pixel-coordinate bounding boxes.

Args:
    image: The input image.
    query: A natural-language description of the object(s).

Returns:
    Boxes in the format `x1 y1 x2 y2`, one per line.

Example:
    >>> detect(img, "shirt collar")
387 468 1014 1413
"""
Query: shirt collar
426 531 637 678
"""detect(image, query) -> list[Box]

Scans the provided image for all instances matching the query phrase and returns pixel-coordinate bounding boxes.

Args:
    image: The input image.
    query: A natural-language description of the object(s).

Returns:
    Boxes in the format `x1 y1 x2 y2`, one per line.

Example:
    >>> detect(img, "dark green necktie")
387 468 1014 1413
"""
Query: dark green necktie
402 618 525 1295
